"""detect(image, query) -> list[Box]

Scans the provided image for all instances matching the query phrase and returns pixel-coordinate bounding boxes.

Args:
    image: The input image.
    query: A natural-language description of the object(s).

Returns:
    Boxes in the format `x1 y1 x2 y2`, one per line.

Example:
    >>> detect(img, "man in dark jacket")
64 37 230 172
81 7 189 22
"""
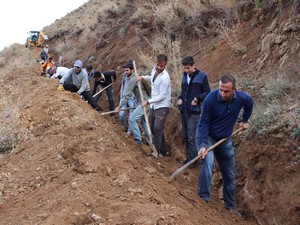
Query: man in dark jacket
92 70 116 111
196 74 253 216
178 56 210 164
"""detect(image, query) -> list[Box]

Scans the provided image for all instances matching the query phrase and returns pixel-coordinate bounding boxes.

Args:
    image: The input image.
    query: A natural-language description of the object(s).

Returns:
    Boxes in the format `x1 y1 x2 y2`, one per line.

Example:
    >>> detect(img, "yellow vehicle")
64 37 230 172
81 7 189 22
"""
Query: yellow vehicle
25 30 48 48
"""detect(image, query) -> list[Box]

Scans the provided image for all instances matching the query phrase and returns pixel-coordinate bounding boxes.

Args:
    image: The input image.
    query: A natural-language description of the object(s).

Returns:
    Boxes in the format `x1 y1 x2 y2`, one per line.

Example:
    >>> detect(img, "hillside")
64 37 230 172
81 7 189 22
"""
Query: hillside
0 0 299 225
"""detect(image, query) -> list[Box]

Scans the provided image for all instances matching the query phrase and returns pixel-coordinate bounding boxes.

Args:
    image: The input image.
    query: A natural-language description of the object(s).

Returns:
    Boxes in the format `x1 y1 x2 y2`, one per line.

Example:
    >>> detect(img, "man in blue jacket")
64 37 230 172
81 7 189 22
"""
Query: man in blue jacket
196 74 253 216
178 56 210 164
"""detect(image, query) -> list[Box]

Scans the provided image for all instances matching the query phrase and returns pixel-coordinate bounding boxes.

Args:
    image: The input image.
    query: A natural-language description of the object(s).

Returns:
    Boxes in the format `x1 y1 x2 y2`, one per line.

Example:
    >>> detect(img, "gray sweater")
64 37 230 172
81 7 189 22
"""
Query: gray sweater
120 74 150 107
60 68 90 95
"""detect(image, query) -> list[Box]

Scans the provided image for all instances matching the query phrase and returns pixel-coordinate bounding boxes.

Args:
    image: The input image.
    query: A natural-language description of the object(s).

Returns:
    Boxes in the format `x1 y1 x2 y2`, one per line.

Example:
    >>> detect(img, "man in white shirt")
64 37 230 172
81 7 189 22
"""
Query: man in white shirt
48 66 70 79
136 54 171 157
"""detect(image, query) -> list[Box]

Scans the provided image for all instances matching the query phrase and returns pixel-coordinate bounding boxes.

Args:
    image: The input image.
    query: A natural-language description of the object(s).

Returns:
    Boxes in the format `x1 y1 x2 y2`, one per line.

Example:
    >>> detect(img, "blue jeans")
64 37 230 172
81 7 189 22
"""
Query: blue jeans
198 137 236 209
128 104 150 141
181 113 200 162
119 99 136 132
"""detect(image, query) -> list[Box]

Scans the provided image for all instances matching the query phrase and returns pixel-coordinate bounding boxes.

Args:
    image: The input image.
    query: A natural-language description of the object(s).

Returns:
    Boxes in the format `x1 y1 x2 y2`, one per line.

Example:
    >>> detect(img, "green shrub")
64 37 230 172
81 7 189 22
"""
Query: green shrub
261 74 291 101
249 102 281 135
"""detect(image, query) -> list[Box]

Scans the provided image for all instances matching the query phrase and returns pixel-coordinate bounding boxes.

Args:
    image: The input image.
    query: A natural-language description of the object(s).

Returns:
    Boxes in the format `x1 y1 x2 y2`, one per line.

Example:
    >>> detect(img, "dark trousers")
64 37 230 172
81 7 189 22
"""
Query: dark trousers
94 85 114 111
150 107 169 155
181 113 200 162
63 84 99 109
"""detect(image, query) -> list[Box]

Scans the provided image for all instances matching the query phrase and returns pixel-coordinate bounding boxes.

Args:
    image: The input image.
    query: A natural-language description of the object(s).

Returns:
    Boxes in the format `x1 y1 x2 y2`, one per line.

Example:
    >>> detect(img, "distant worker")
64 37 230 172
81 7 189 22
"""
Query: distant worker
178 56 211 164
57 60 102 111
43 45 49 54
48 66 70 80
58 54 63 66
136 54 171 157
85 65 95 81
119 60 136 134
41 57 55 76
39 49 48 63
92 70 116 111
196 74 253 216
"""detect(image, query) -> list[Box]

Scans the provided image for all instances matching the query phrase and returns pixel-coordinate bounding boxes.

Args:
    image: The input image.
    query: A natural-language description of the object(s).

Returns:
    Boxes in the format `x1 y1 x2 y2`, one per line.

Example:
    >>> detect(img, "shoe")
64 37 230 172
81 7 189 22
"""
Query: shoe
95 106 103 112
134 139 142 144
146 151 161 158
143 138 150 146
125 131 132 137
227 208 243 218
161 151 171 157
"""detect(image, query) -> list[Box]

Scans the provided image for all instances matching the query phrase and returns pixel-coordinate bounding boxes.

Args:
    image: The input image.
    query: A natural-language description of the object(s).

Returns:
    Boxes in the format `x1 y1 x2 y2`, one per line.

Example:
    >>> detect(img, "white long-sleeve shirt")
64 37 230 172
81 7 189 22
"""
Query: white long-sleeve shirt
50 67 70 79
143 67 171 109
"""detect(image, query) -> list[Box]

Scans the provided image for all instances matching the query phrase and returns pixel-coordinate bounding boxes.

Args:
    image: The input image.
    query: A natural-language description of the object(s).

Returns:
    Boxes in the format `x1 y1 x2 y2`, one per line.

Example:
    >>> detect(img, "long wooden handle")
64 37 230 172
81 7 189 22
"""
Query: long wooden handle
133 61 158 158
93 83 113 97
170 127 244 179
100 108 135 116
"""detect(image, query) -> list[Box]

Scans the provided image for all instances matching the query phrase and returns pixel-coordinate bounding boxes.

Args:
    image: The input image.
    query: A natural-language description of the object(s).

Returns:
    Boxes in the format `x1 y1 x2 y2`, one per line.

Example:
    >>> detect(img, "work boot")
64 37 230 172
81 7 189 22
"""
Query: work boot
95 105 103 112
134 139 142 144
227 208 243 219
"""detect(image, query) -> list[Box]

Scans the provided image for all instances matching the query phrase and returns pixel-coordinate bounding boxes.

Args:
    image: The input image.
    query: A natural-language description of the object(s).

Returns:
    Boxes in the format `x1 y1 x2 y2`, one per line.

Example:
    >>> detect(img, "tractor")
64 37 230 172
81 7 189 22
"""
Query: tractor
25 31 48 48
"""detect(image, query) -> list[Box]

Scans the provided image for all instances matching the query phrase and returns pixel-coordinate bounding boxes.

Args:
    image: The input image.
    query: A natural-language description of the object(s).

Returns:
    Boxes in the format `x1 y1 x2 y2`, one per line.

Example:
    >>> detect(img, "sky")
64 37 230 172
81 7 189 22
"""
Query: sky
0 0 89 51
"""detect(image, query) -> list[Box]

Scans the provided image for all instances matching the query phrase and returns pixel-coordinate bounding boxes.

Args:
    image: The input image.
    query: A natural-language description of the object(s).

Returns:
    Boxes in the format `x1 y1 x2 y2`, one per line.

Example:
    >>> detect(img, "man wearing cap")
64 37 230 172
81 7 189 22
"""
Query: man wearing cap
115 65 151 145
119 60 136 133
57 60 102 111
92 70 116 111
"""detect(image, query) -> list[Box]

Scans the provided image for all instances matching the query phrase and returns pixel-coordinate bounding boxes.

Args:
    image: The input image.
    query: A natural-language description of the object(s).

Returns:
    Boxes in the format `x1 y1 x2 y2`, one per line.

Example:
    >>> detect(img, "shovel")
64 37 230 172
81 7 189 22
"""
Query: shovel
170 127 244 179
93 83 113 98
100 108 135 116
133 60 159 158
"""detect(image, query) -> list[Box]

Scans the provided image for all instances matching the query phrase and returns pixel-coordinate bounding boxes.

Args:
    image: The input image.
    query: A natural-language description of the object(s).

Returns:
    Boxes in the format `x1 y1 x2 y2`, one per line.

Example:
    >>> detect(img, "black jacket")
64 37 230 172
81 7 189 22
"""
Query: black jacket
178 68 210 116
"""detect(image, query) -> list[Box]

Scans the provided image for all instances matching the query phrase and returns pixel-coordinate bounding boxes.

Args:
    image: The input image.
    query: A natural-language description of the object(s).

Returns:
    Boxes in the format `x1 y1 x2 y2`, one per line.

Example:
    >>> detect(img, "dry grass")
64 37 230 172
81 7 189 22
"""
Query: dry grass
216 19 247 55
0 99 21 154
137 34 182 106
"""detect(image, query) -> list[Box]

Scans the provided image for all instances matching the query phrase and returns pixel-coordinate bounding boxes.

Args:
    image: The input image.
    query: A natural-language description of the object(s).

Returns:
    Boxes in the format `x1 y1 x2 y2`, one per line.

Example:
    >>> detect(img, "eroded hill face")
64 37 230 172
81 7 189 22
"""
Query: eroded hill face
0 67 257 225
0 0 299 225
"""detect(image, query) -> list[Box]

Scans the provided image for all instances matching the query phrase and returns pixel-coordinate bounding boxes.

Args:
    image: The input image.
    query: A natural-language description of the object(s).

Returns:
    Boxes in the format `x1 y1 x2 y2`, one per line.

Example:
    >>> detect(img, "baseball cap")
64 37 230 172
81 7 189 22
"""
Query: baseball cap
74 60 83 68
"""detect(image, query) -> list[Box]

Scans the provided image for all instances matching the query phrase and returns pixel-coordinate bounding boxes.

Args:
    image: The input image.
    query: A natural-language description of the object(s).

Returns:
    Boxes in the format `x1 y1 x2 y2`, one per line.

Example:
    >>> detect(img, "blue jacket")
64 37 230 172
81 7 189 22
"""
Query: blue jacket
178 68 210 116
196 89 253 149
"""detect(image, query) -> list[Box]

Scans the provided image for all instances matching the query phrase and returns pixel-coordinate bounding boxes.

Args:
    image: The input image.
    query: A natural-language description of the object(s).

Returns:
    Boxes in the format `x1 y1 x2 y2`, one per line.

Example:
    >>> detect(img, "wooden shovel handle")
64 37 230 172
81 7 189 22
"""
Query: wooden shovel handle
93 83 113 97
170 127 244 179
133 60 159 158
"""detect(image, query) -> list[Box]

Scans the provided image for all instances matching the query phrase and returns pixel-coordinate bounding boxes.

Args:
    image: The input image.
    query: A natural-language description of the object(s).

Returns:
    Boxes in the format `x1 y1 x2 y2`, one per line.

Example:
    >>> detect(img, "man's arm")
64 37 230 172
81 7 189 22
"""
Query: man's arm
112 71 116 82
241 93 253 123
59 69 72 85
198 75 211 102
195 97 212 150
92 81 98 95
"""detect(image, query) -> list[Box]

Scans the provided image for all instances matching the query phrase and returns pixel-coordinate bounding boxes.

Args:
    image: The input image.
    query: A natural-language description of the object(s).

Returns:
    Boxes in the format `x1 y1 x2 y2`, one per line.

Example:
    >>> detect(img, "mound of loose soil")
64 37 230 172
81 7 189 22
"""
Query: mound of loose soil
0 68 258 225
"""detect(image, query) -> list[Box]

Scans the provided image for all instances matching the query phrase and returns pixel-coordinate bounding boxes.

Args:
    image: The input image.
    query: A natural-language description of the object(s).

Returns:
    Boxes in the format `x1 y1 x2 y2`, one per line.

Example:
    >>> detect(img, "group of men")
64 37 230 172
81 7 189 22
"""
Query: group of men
52 53 253 217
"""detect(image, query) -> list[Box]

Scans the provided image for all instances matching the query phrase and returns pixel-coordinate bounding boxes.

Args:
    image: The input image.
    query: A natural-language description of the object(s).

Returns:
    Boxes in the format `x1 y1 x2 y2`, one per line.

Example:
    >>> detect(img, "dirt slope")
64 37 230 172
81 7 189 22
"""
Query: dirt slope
0 0 299 225
0 68 256 224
